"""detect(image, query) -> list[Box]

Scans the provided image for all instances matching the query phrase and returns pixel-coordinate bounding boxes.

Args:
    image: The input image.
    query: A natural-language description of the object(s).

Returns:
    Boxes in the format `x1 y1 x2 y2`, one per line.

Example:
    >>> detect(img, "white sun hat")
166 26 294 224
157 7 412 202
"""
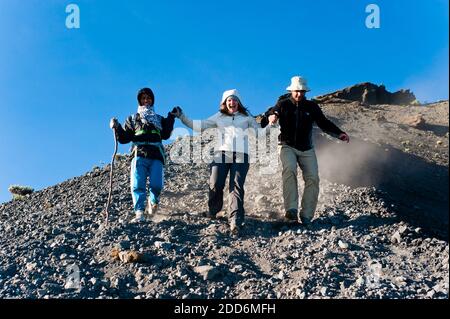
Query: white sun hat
221 89 242 104
286 76 311 92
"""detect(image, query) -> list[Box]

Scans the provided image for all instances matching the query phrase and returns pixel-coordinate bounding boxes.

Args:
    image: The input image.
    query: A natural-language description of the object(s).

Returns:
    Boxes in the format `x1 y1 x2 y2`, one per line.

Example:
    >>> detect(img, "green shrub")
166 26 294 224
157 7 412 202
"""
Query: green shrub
8 185 34 196
12 194 27 201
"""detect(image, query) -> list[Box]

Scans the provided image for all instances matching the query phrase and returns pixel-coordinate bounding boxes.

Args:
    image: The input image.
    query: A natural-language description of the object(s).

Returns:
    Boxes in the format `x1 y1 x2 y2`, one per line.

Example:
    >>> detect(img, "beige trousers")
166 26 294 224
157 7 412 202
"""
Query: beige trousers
279 145 319 220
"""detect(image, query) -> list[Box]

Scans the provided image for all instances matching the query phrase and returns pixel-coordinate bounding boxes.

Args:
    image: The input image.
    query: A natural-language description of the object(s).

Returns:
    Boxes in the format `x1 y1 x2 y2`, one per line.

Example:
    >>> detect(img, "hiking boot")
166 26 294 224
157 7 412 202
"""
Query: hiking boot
131 210 145 223
300 216 312 229
202 211 216 219
284 209 298 221
147 202 158 216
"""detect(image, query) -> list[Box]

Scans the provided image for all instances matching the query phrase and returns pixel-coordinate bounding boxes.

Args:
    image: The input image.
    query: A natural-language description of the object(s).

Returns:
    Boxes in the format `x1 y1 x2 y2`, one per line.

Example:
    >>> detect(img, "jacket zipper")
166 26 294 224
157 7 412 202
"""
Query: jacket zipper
294 101 299 146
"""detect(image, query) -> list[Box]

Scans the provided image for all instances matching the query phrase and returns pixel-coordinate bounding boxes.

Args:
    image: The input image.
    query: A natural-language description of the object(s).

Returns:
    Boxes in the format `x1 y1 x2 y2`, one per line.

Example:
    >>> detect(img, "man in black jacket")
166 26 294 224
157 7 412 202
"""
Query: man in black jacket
261 76 349 226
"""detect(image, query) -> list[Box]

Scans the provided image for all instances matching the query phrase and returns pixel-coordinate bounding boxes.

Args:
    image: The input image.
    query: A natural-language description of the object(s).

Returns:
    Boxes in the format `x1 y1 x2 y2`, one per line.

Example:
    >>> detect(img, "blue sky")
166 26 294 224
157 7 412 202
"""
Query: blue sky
0 0 448 203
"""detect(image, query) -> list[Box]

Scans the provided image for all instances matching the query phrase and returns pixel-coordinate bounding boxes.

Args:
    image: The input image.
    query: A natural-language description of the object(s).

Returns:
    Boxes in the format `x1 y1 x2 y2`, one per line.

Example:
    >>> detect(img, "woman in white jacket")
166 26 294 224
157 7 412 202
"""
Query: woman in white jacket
173 89 262 235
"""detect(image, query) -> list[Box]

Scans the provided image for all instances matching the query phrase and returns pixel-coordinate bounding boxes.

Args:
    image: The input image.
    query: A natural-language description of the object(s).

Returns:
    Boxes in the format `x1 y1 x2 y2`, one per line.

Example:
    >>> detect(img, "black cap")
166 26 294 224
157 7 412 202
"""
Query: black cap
137 87 155 106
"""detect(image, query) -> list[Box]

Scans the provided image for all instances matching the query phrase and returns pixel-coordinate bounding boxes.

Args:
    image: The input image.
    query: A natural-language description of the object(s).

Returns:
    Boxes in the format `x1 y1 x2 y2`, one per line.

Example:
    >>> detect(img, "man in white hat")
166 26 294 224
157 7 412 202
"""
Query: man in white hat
261 76 349 226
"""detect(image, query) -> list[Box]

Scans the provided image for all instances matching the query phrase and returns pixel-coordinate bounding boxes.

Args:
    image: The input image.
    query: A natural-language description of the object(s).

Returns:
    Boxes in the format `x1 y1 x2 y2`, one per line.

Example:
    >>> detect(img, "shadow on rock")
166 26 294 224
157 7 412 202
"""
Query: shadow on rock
315 133 449 240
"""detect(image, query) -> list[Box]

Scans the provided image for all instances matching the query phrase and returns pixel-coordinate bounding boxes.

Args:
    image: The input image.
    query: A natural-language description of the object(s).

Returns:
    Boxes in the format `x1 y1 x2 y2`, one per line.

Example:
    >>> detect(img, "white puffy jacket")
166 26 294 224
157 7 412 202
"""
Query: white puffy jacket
179 111 265 154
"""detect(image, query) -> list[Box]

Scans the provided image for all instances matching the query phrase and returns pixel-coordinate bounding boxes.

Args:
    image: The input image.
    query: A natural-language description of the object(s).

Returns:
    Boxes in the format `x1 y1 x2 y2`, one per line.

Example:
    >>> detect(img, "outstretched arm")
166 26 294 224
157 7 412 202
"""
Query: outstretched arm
178 110 218 132
313 104 348 142
160 112 176 140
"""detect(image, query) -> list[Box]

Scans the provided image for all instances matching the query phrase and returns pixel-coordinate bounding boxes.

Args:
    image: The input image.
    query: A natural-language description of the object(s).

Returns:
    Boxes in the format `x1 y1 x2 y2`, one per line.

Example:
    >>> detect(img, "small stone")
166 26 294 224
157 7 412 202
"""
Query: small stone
320 287 327 296
355 277 365 286
230 265 243 273
432 283 446 294
118 251 142 263
26 262 37 271
276 271 285 280
390 232 402 244
398 225 408 235
338 240 349 249
193 265 221 281
154 241 171 250
417 288 427 294
426 290 436 298
37 289 47 297
395 276 407 287
64 279 79 290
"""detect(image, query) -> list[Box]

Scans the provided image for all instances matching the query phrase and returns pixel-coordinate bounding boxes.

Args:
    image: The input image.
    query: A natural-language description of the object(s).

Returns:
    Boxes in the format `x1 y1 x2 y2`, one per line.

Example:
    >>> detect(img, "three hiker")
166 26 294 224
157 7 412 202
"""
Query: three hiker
109 77 349 231
109 88 178 223
172 89 265 235
261 76 349 227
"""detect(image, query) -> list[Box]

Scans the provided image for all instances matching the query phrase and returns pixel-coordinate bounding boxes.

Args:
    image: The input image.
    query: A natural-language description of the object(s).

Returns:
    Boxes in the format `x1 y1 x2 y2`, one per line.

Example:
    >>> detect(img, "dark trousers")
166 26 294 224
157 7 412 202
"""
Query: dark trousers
208 152 250 227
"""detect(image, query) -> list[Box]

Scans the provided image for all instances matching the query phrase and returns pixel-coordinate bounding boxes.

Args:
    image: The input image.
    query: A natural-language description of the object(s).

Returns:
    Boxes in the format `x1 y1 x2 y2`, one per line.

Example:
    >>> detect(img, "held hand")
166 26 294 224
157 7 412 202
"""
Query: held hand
170 106 183 118
339 133 350 143
110 118 119 130
268 114 278 125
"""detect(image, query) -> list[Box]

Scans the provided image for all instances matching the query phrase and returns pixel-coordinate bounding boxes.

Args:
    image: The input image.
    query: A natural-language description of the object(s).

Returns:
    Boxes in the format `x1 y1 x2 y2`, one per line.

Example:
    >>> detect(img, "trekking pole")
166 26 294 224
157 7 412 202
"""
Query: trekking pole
105 127 118 225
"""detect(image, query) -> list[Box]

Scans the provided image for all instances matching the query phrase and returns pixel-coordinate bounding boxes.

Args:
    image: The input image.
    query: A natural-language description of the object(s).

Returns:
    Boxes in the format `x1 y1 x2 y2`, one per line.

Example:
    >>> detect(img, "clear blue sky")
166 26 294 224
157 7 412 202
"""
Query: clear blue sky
0 0 448 203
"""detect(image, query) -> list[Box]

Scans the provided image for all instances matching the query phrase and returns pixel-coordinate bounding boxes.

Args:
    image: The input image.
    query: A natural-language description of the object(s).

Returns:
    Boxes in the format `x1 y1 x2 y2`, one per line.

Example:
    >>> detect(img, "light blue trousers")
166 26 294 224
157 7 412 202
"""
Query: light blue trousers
130 157 164 212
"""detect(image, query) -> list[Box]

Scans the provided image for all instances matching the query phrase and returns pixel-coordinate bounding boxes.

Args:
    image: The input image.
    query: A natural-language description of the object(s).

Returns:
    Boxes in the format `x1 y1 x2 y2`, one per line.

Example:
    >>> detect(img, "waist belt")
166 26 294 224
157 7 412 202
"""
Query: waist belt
133 141 162 147
132 141 166 164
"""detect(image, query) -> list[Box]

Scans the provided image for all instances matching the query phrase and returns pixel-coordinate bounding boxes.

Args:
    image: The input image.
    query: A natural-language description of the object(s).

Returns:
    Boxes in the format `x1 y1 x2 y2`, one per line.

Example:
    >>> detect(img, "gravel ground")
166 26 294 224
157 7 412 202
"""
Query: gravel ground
0 102 448 299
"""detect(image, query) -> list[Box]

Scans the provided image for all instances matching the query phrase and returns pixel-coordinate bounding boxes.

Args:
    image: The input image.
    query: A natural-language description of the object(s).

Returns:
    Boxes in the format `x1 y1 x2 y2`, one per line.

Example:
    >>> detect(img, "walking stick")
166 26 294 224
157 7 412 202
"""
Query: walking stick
105 128 118 225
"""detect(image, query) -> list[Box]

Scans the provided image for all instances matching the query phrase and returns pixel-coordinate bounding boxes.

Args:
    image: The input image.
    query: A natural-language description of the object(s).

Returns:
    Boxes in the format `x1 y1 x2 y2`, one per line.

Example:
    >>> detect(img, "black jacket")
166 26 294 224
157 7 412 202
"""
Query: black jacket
261 97 344 151
115 112 175 164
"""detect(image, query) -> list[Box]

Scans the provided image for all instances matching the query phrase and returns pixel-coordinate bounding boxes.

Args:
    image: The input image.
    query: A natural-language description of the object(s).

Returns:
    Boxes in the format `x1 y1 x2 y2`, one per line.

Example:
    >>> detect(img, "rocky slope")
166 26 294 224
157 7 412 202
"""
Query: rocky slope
313 82 417 105
317 101 449 236
0 101 448 299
